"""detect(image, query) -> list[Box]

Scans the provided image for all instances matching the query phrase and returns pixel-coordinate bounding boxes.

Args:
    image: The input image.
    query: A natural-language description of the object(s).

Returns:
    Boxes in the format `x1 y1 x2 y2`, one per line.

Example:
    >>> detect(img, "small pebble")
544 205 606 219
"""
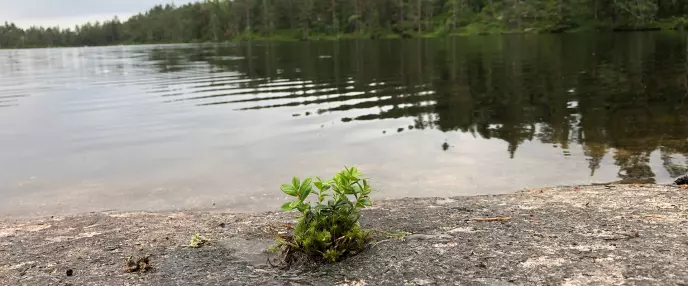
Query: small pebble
66 269 73 276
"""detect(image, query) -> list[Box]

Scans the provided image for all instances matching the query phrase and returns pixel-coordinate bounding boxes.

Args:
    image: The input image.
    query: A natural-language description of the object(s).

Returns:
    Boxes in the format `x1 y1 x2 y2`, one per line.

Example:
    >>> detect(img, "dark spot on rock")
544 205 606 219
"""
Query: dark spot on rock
292 113 300 117
66 269 73 276
408 125 414 130
305 112 311 116
382 131 386 134
219 223 226 228
125 254 152 273
342 117 353 122
397 128 404 133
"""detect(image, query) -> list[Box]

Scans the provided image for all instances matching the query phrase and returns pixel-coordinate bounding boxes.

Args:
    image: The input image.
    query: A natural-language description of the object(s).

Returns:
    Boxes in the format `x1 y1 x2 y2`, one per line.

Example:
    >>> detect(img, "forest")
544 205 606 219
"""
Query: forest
1 0 688 48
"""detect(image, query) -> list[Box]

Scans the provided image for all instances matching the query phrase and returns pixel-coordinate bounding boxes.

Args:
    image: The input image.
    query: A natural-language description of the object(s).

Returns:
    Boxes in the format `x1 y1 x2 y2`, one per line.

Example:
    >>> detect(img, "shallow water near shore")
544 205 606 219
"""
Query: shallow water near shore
2 33 688 216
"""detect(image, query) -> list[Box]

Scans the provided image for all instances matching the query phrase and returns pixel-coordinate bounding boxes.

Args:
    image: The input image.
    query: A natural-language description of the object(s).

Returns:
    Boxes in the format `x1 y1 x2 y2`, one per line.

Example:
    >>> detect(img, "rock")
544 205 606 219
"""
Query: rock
410 278 434 285
472 278 514 286
9 261 36 270
447 227 476 234
675 175 688 185
435 198 456 205
406 234 452 241
66 269 73 276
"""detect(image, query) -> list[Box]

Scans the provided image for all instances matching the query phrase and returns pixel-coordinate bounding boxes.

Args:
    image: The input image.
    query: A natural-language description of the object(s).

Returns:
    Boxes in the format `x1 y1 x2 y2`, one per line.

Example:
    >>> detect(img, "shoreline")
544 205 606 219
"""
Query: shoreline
2 184 688 285
2 28 687 50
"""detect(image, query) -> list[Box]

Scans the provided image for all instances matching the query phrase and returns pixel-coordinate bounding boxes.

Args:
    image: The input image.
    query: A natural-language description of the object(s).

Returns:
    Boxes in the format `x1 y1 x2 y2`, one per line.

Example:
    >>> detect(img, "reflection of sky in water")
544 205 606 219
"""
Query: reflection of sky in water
1 34 688 217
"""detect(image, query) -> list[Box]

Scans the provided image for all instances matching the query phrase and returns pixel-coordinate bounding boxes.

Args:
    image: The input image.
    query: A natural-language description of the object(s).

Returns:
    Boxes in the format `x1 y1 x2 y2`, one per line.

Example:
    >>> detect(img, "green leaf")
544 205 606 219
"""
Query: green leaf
292 177 301 188
295 178 311 200
296 203 309 213
362 180 372 195
335 198 351 208
343 184 358 195
300 178 312 199
315 205 331 215
280 184 298 196
359 198 372 207
301 186 313 201
331 185 342 195
302 177 312 188
280 201 295 211
351 183 363 194
315 178 332 192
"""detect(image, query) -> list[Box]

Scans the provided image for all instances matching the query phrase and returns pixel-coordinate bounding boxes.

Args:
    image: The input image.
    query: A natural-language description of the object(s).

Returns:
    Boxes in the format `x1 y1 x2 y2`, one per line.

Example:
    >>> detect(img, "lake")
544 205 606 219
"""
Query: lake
2 33 688 216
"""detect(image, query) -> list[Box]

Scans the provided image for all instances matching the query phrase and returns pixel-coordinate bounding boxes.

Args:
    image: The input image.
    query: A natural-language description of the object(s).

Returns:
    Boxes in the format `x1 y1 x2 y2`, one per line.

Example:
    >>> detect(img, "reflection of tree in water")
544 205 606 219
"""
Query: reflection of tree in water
584 142 607 176
148 48 187 73
661 147 688 177
613 149 655 183
149 33 688 182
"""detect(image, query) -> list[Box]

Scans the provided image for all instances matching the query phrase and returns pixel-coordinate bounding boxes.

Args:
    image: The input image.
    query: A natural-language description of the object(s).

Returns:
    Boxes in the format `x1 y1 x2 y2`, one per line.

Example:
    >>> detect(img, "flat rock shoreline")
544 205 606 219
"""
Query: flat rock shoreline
2 184 688 285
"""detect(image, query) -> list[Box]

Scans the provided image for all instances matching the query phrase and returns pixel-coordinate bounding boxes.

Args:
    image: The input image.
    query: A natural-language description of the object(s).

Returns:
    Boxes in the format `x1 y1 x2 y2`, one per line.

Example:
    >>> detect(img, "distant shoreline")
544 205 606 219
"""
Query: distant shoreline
2 184 687 284
1 28 686 50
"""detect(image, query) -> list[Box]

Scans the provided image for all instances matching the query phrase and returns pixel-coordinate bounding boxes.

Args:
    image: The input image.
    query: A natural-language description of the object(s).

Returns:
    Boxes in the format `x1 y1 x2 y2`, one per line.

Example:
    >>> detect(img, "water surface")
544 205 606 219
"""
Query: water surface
2 33 688 216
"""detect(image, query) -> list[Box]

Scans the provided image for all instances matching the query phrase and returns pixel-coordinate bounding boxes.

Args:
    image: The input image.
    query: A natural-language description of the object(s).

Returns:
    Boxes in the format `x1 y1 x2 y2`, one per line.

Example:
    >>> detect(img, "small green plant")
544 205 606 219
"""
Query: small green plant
188 233 208 248
272 167 374 263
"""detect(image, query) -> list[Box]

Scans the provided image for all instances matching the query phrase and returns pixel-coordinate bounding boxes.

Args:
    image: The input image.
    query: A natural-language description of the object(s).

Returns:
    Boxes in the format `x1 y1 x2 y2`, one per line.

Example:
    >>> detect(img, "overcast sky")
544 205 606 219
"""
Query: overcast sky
0 0 196 28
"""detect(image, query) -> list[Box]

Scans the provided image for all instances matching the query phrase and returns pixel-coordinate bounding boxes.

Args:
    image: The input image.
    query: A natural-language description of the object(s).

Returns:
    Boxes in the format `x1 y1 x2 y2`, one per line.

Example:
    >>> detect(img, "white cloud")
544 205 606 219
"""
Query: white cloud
7 14 135 29
0 0 196 28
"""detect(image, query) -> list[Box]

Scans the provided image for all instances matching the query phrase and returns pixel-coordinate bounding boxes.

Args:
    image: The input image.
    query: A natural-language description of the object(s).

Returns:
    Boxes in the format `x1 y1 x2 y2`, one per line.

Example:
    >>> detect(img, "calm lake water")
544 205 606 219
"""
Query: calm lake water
2 33 688 216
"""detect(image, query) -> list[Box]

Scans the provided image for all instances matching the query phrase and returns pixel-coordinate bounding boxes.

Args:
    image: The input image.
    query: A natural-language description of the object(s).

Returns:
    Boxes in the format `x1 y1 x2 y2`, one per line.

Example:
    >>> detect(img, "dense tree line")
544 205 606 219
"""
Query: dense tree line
2 0 688 48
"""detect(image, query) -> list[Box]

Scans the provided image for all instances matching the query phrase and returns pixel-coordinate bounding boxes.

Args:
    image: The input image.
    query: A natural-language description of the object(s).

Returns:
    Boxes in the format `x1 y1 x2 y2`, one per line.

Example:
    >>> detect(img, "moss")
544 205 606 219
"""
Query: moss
188 233 208 248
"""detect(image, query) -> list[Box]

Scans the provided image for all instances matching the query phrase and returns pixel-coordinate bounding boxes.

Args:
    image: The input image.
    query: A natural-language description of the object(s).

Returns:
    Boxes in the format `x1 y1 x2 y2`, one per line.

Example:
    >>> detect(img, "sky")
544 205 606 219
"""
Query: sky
0 0 195 29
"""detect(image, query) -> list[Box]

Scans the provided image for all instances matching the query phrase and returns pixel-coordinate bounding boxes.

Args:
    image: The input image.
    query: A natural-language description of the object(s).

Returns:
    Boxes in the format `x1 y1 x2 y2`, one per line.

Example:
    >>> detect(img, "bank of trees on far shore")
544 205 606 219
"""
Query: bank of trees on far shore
2 0 688 48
